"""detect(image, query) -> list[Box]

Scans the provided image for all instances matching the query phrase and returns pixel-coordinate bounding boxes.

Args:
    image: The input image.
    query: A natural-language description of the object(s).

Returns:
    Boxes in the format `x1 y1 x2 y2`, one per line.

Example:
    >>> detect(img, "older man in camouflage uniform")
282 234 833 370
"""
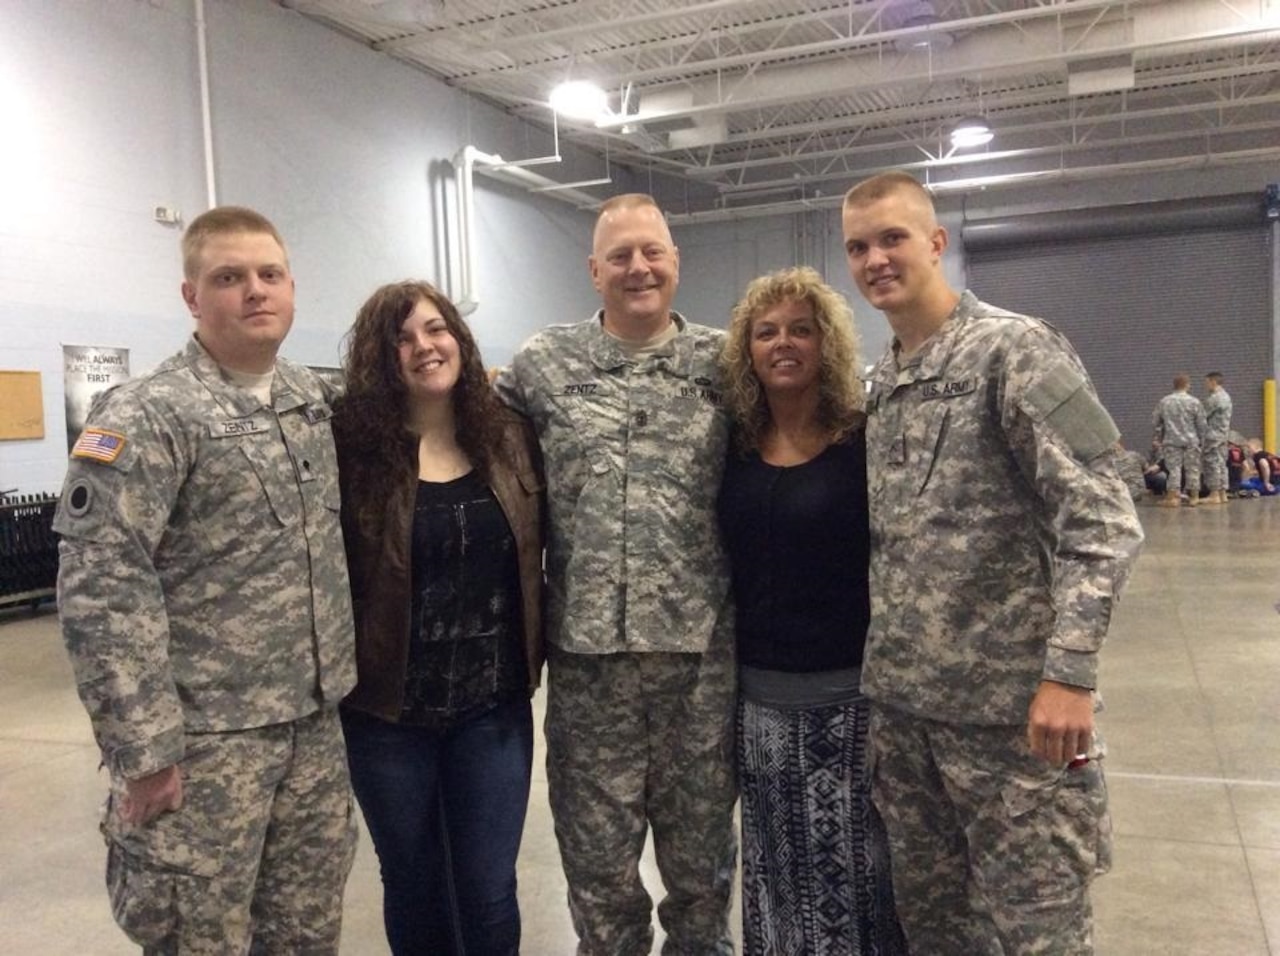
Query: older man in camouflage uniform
55 207 357 954
496 193 736 956
841 171 1143 955
1199 372 1233 504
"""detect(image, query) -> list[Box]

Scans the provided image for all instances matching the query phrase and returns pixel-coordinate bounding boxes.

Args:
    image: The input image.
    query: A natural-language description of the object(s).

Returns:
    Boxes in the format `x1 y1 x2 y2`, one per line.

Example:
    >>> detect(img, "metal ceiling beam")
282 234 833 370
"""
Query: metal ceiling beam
703 115 1280 194
647 70 1280 176
664 146 1280 223
585 1 1277 131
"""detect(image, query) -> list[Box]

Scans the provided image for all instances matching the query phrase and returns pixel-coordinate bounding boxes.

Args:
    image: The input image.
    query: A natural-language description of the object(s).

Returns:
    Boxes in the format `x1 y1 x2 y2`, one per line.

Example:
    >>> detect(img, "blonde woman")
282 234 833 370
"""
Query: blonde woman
717 267 905 955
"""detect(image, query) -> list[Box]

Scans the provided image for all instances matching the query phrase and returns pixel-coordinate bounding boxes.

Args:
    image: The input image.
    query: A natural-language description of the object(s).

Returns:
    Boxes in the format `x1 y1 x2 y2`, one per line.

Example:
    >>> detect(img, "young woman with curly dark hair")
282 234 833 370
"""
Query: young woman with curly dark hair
332 280 545 956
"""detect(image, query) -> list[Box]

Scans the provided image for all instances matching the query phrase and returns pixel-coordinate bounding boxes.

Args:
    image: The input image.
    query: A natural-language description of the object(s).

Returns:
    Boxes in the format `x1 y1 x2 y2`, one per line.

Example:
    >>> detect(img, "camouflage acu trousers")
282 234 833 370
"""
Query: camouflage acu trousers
545 623 738 956
869 707 1110 956
102 708 357 955
1163 445 1200 498
1202 441 1228 492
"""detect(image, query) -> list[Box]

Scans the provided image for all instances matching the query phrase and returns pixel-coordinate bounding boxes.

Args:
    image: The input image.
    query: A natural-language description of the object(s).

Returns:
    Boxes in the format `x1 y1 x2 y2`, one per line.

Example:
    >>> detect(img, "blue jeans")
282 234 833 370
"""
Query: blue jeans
341 696 534 956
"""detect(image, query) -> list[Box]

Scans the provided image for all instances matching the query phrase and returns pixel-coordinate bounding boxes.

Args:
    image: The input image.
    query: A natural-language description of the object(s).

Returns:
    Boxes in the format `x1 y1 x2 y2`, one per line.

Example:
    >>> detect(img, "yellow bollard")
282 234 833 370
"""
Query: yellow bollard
1266 379 1276 454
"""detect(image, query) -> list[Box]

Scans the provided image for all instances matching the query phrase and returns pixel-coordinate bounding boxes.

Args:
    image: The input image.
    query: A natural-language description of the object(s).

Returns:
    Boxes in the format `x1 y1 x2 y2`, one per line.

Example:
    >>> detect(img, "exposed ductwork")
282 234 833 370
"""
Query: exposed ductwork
452 146 603 315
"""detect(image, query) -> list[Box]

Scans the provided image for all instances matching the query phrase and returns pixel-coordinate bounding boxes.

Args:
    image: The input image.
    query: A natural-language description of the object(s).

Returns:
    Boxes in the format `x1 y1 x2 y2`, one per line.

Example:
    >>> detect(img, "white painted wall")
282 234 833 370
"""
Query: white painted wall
0 0 612 493
2 0 1275 495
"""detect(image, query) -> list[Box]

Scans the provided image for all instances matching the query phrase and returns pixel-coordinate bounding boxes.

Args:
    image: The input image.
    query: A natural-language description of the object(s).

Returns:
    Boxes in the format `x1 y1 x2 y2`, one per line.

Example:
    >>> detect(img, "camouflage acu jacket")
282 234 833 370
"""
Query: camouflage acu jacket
496 311 731 654
55 337 356 778
863 292 1143 726
1153 390 1206 449
1202 388 1233 444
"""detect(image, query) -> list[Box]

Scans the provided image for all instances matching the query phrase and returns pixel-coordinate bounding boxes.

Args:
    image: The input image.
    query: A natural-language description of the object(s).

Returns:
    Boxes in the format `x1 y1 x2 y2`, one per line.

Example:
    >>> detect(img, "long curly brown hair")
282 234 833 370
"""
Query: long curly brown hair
334 281 505 524
721 266 865 453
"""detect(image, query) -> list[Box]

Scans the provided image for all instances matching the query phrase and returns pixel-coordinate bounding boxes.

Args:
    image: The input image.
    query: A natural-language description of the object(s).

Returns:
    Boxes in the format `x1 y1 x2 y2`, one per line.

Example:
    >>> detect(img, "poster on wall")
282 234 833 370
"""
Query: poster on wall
63 345 130 452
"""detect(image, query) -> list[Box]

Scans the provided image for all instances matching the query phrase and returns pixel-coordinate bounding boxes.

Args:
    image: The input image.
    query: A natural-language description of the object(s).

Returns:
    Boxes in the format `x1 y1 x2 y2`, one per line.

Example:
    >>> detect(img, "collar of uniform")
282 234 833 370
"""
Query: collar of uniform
893 289 979 384
270 361 312 413
586 310 693 378
184 336 285 415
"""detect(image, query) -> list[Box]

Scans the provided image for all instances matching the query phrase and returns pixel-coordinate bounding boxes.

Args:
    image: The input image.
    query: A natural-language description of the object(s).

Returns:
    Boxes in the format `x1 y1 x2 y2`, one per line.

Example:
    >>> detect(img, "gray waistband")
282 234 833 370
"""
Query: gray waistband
739 666 864 710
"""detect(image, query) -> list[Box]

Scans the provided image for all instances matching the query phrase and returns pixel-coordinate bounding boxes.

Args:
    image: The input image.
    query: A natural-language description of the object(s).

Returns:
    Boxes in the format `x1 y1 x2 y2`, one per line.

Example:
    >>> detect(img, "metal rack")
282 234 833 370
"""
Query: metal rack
0 493 59 611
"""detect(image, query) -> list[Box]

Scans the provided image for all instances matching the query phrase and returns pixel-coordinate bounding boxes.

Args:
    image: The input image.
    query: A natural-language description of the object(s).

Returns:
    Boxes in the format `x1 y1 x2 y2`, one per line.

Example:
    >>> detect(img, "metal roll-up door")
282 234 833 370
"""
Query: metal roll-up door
963 197 1272 450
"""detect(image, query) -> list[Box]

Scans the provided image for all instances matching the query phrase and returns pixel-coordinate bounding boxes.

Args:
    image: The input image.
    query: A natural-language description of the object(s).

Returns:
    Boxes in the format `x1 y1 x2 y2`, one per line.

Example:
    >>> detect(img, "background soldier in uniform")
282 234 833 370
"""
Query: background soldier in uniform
841 171 1143 955
1200 371 1233 504
55 207 358 953
1152 373 1206 507
496 193 737 956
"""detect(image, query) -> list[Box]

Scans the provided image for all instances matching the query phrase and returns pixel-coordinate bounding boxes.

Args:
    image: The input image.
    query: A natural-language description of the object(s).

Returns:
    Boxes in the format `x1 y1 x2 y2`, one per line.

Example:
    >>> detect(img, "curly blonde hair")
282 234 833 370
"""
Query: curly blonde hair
721 266 864 453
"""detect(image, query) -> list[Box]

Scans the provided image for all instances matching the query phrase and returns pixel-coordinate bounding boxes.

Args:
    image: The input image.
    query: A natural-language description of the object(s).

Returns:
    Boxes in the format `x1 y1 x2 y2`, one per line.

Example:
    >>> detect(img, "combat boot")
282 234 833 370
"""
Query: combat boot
1198 490 1221 506
1159 491 1181 508
1187 492 1200 507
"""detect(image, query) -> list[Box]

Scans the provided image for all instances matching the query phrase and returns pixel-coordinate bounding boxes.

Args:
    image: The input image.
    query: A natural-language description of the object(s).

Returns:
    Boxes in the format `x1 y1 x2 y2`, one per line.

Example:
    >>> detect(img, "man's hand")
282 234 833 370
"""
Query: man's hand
120 765 183 825
1026 680 1094 765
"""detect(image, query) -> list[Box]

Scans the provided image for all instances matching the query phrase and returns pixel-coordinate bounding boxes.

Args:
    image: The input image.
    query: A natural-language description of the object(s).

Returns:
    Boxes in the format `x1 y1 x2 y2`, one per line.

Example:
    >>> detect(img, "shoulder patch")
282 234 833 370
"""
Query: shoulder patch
70 428 127 464
64 478 94 517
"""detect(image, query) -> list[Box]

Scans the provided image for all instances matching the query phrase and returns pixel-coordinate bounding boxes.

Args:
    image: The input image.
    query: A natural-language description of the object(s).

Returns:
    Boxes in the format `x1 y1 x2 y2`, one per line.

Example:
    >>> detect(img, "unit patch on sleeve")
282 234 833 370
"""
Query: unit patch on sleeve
64 478 94 517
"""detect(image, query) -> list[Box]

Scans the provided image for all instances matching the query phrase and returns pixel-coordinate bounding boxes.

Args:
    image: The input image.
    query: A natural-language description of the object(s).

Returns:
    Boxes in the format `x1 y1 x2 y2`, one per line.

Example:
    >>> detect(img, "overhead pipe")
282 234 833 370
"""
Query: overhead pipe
454 146 480 316
194 0 217 208
961 193 1266 251
452 145 605 316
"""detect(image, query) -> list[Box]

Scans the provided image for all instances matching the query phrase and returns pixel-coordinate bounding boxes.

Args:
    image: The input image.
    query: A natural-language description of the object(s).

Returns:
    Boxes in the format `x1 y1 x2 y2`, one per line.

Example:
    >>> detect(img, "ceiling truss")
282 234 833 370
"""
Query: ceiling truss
281 0 1280 213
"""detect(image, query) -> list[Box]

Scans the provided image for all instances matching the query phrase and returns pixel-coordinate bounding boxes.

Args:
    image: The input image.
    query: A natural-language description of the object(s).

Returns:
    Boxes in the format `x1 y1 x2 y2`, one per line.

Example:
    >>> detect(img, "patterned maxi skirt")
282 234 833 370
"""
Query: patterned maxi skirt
738 693 907 956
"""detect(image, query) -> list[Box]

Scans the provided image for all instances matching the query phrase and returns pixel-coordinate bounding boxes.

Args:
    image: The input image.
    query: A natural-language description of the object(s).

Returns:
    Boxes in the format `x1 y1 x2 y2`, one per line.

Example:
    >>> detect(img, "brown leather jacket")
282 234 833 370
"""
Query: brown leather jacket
337 407 546 722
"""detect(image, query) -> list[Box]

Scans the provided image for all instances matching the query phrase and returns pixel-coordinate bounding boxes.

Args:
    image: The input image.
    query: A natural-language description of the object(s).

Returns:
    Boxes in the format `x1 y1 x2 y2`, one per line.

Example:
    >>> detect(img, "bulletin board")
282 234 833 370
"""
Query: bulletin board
0 371 45 440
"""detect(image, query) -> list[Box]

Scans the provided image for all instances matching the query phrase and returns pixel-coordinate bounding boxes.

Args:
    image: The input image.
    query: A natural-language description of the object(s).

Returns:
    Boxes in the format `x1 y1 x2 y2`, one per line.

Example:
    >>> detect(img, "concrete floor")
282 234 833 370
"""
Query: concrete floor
1 495 1278 954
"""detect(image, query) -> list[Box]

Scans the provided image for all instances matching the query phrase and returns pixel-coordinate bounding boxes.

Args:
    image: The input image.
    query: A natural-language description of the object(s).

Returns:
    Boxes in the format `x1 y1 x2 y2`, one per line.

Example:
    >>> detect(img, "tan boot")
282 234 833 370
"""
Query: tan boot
1159 491 1181 508
1186 493 1200 507
1219 489 1231 503
1198 490 1221 506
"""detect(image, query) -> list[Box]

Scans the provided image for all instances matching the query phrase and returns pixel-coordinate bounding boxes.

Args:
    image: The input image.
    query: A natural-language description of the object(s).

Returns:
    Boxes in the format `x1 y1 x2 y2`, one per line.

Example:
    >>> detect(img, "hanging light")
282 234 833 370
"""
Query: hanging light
950 115 994 149
890 1 953 53
549 80 608 121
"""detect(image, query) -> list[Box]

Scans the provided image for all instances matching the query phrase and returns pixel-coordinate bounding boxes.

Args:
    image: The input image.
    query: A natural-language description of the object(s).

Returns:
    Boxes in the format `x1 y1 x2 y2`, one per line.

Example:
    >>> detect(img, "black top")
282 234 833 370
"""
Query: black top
717 432 871 673
403 471 525 728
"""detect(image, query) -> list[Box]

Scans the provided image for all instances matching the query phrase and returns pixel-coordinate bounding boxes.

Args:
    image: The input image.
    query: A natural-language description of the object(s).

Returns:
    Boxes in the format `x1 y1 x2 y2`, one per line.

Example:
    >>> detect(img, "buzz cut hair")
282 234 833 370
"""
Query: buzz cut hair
1174 373 1191 390
843 170 936 212
1206 371 1224 384
182 206 288 281
592 193 673 252
596 193 661 217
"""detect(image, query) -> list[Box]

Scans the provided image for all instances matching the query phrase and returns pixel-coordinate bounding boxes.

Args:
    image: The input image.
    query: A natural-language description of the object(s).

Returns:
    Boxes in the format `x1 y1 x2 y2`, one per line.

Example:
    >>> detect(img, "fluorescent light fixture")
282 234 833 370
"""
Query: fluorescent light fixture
365 0 443 26
1067 55 1136 96
549 80 608 121
950 116 994 149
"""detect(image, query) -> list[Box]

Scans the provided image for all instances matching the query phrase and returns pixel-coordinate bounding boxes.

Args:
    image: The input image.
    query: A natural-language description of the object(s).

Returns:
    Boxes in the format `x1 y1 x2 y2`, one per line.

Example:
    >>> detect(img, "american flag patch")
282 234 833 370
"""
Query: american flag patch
71 428 127 464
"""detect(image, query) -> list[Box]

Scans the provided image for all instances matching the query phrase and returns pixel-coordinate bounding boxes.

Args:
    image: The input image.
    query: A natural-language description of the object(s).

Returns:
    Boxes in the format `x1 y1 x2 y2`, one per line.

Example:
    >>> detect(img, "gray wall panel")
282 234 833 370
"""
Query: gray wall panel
967 228 1272 452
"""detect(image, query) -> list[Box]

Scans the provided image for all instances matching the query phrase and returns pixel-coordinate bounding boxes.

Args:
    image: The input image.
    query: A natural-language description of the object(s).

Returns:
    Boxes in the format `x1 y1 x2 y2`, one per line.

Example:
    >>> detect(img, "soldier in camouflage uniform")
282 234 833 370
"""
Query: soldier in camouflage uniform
1199 372 1233 504
841 171 1143 955
1114 443 1148 500
496 193 737 956
55 207 358 954
1151 373 1207 507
